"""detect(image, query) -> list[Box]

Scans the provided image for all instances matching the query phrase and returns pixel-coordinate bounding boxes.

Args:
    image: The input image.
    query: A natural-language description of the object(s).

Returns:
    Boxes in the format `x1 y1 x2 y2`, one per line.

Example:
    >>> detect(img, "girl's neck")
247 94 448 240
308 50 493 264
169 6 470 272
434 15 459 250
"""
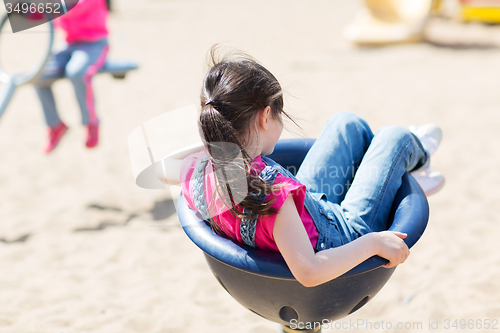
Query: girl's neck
243 134 263 161
244 139 263 161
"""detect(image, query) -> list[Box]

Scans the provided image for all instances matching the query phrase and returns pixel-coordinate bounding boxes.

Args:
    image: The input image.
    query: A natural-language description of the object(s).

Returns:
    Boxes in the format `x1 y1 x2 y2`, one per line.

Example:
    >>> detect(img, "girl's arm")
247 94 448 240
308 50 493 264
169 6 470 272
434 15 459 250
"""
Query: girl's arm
156 158 183 186
273 195 409 287
156 143 205 186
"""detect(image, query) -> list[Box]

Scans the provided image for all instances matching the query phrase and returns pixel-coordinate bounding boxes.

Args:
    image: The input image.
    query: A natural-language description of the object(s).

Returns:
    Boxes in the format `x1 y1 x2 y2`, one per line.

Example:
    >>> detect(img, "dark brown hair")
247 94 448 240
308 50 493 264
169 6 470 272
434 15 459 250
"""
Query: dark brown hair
199 46 295 234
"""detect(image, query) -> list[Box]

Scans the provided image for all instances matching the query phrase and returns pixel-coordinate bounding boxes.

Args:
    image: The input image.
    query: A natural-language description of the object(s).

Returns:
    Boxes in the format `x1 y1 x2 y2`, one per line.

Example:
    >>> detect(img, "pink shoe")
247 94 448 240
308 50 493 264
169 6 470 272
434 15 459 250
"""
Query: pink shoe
85 122 99 148
44 122 68 153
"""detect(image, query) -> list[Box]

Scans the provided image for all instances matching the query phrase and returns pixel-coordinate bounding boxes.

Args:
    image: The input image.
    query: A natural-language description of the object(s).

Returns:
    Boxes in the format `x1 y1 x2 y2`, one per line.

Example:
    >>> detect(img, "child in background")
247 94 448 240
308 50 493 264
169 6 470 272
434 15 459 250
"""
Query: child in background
180 48 445 287
34 0 109 153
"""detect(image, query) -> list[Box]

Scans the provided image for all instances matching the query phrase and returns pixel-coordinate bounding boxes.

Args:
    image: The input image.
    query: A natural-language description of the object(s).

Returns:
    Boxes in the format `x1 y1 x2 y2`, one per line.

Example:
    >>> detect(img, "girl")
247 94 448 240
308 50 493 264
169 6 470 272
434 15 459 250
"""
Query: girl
179 49 444 288
34 0 109 153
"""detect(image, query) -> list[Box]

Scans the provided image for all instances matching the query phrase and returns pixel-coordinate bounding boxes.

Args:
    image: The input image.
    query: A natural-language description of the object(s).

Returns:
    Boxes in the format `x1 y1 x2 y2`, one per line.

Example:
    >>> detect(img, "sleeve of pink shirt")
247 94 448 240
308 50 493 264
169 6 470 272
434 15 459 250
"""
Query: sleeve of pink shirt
254 173 309 252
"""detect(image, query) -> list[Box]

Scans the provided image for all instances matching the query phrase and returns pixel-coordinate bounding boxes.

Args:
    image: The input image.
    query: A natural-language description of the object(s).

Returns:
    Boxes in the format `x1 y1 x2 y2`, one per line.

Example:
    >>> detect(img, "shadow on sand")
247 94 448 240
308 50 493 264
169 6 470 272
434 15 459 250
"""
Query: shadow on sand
74 198 177 232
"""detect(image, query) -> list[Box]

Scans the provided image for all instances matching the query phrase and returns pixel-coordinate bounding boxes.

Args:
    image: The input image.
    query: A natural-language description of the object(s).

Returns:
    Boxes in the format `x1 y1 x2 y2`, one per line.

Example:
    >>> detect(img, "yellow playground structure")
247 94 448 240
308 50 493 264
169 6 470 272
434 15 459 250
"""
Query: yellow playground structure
345 0 500 46
344 0 434 45
459 0 500 23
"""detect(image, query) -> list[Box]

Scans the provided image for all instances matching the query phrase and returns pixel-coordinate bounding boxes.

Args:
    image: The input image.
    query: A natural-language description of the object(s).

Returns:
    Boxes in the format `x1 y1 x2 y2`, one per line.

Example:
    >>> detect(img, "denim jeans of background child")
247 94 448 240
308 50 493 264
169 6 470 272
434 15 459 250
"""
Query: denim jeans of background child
295 112 428 250
34 38 109 127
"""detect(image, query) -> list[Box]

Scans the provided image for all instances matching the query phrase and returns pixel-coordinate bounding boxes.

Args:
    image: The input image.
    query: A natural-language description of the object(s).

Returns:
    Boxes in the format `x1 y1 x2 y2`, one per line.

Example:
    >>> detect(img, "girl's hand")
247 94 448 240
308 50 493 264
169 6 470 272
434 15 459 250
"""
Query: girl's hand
374 231 410 268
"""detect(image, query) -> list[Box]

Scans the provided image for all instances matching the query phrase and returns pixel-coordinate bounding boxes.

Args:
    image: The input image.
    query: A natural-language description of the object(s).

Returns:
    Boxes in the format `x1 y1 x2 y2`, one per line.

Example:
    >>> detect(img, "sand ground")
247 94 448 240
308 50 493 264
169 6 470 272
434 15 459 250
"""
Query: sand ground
1 0 500 332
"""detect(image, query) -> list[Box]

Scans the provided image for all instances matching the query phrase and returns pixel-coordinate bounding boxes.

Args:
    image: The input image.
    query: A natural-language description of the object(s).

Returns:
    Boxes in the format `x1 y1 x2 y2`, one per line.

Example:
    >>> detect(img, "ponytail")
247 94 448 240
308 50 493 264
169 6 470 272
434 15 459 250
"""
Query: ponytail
198 46 297 235
199 100 278 235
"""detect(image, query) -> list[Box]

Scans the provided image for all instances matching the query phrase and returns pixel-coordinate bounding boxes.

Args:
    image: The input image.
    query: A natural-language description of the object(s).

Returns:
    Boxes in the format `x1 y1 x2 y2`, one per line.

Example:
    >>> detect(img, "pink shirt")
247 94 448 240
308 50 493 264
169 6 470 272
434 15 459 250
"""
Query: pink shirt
56 0 108 43
180 151 319 252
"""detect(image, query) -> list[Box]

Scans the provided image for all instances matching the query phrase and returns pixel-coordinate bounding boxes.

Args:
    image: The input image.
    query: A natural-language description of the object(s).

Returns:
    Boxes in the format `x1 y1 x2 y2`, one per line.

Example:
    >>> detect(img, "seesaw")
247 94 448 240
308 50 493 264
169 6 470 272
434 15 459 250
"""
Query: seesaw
173 138 429 333
35 59 138 86
0 12 138 121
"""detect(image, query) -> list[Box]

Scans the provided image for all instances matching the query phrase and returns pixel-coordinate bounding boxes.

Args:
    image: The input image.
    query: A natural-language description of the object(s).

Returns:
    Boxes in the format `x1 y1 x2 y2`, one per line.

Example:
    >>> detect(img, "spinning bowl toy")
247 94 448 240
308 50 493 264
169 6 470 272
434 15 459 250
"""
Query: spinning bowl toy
177 138 429 332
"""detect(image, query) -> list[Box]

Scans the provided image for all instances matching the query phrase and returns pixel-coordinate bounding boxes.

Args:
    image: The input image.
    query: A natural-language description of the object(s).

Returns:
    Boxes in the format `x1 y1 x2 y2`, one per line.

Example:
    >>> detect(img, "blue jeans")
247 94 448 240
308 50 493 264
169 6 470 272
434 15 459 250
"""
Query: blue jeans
34 39 109 127
296 112 428 242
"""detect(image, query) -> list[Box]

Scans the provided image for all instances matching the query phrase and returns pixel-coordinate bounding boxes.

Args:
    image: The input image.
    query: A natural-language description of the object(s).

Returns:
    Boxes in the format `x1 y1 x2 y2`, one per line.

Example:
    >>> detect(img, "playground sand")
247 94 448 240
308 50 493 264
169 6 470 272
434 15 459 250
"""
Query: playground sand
1 0 500 332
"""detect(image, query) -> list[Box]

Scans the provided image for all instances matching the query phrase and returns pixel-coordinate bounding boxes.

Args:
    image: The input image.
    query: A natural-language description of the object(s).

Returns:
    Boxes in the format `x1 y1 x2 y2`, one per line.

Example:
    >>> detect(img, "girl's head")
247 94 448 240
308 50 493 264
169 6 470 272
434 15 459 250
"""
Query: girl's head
198 46 294 231
199 48 287 156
